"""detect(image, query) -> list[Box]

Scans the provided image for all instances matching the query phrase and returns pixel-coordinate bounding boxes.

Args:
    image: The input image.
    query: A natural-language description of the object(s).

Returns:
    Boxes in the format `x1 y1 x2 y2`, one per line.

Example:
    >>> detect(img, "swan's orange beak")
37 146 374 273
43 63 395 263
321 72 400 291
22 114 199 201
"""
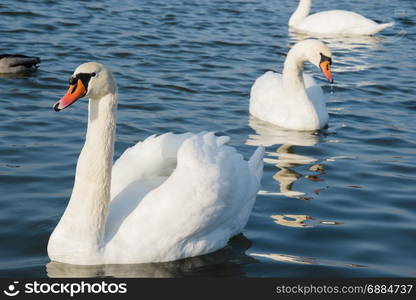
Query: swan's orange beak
53 79 87 111
320 61 333 83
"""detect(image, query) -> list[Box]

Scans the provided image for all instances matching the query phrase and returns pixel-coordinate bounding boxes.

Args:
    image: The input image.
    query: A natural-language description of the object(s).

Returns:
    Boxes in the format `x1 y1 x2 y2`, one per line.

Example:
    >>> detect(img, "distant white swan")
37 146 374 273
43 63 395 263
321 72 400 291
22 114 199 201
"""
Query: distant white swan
289 0 394 36
250 39 333 131
48 62 264 265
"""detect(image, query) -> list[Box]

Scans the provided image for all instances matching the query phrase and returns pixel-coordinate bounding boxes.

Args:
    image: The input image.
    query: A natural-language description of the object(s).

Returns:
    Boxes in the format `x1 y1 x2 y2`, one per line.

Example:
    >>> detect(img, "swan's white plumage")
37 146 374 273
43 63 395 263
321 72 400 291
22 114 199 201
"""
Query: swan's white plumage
249 39 330 131
110 132 193 200
250 71 327 130
105 132 263 263
48 62 264 265
289 0 393 36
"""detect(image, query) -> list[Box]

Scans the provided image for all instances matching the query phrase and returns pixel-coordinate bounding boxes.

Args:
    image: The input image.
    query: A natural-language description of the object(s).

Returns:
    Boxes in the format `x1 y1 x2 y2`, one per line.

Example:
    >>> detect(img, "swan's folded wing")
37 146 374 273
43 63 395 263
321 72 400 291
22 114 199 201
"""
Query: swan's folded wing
110 132 193 199
107 132 194 243
249 71 284 122
295 10 378 34
107 132 262 263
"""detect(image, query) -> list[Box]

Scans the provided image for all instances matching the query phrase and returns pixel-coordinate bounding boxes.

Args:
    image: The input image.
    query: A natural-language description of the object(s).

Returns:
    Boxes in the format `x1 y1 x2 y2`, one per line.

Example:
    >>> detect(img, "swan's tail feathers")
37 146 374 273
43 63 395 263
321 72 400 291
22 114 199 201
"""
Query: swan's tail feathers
216 135 230 147
248 146 264 181
376 22 394 33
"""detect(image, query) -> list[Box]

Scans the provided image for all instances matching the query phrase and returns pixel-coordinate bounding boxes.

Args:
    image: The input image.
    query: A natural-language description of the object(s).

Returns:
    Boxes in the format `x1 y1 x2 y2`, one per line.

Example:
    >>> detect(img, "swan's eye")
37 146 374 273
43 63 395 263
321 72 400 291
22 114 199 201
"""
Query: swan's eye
72 73 93 91
69 77 77 85
320 52 332 65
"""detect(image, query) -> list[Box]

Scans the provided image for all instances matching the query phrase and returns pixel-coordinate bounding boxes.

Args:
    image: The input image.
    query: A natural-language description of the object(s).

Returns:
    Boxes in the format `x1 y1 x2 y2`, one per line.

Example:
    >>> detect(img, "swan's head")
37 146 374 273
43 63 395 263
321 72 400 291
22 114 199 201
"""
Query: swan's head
290 39 333 83
53 62 116 111
303 39 333 83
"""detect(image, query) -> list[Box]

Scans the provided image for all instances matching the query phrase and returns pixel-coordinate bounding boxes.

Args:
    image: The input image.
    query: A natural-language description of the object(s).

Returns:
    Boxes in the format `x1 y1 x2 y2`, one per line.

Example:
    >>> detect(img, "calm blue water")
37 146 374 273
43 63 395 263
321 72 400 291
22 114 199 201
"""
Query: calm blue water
0 0 415 277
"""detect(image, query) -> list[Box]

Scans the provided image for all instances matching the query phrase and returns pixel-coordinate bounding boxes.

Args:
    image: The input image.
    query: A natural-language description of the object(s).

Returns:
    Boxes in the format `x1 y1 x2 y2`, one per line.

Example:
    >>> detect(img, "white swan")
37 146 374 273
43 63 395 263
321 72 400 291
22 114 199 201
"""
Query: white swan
289 0 394 36
48 62 264 265
249 39 333 131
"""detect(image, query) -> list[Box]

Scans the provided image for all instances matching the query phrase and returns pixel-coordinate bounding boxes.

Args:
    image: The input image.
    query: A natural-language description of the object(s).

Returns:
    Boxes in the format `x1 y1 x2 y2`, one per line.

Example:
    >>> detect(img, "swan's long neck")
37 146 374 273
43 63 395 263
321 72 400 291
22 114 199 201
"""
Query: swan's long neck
282 46 308 96
49 92 117 262
288 0 311 26
280 41 329 130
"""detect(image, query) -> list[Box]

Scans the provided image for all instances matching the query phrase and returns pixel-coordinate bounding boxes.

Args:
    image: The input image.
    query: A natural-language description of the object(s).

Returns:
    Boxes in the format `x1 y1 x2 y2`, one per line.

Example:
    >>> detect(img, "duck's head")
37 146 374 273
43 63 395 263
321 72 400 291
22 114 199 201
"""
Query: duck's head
303 39 333 83
53 62 116 111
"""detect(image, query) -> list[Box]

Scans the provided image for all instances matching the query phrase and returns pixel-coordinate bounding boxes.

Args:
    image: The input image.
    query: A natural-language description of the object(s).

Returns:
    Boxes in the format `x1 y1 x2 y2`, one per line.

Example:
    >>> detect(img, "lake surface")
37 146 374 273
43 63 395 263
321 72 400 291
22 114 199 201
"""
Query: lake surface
0 0 415 277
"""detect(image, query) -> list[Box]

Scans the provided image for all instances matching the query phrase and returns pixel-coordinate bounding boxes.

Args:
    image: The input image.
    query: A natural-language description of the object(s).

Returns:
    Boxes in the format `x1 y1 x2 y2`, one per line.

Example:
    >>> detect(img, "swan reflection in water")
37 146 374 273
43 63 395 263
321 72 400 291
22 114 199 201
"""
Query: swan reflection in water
246 117 352 267
246 116 325 200
270 214 341 228
46 234 256 278
246 117 342 227
251 252 366 269
288 30 381 50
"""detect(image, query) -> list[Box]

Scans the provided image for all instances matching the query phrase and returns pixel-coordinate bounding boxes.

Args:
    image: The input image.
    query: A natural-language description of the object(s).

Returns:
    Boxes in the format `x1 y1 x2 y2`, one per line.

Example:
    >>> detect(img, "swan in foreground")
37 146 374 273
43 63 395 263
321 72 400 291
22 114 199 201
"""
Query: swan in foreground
0 54 40 73
289 0 394 36
250 39 333 131
48 62 264 265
